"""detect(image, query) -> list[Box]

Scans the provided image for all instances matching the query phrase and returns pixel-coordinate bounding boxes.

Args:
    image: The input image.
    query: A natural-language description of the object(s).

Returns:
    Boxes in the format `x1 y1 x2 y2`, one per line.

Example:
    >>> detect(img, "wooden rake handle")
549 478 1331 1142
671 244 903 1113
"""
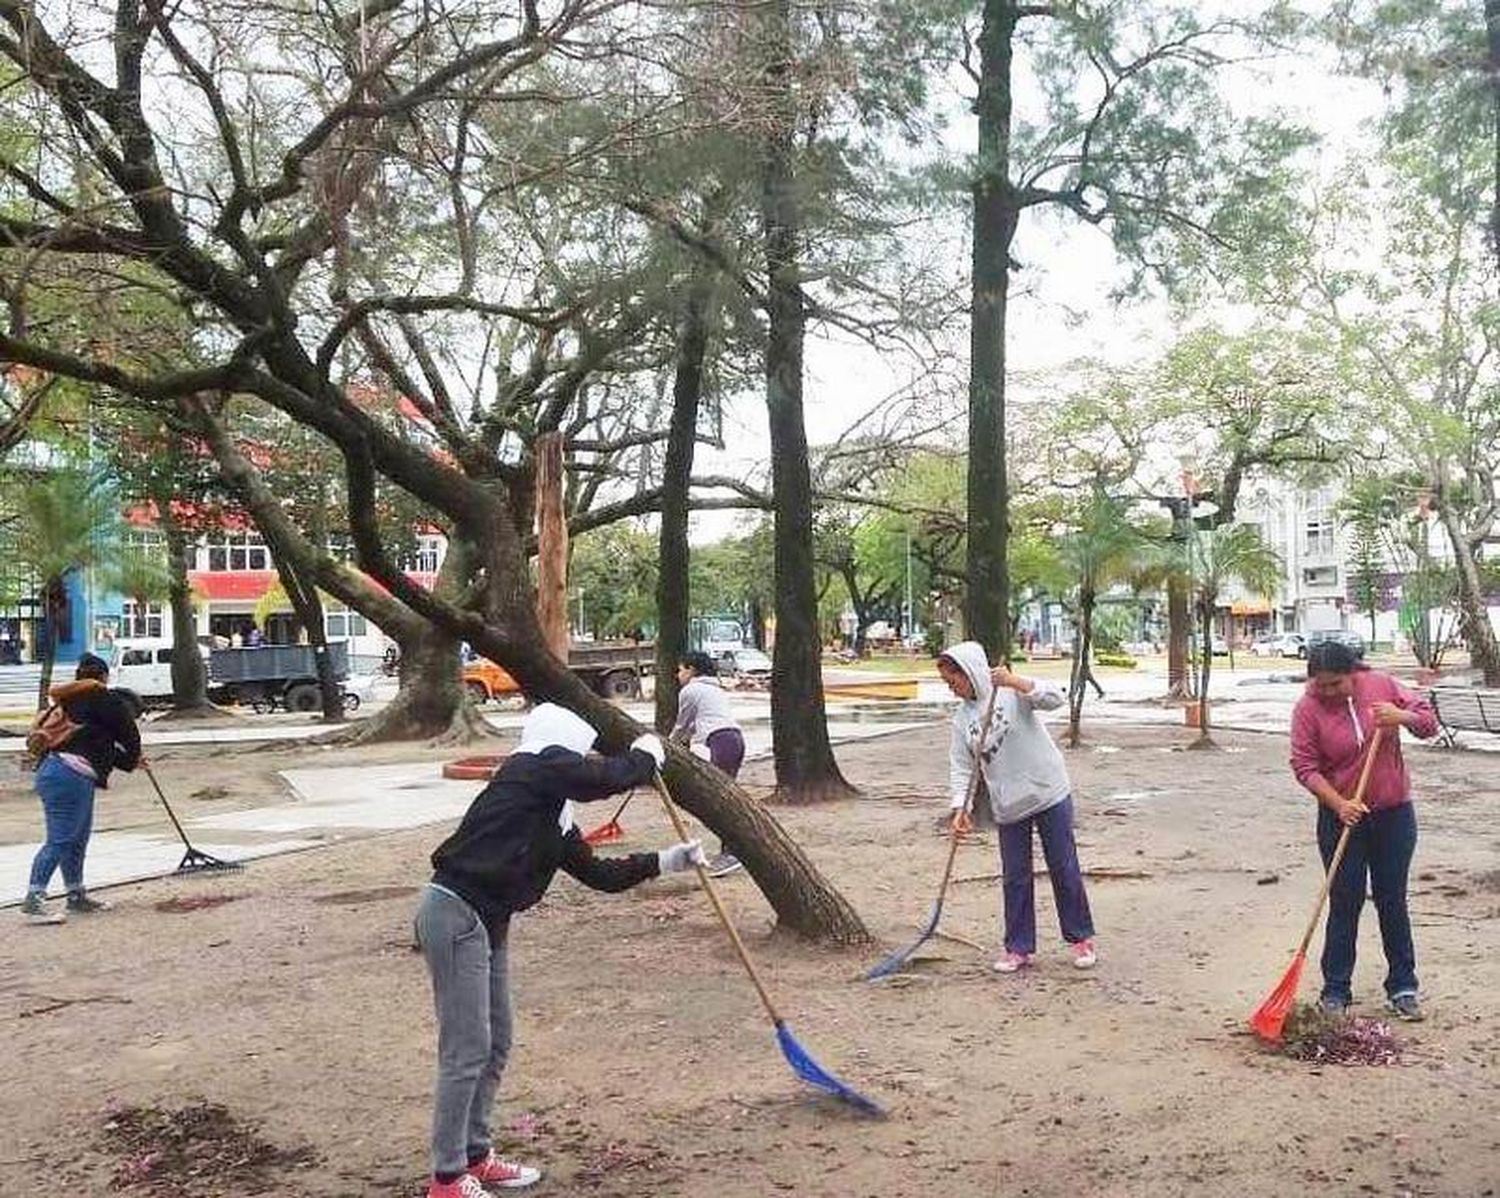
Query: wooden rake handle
937 676 1005 894
1295 726 1384 956
652 771 784 1026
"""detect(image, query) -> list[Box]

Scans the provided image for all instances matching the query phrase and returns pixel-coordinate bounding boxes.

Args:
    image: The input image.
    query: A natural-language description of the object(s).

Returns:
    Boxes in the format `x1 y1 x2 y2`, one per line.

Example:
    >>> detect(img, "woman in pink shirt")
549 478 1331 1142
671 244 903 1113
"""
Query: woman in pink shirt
1289 640 1439 1021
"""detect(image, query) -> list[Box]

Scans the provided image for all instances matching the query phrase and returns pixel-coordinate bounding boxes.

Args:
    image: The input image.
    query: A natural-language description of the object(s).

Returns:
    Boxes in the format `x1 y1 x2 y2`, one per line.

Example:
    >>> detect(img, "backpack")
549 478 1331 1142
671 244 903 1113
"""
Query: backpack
25 702 83 767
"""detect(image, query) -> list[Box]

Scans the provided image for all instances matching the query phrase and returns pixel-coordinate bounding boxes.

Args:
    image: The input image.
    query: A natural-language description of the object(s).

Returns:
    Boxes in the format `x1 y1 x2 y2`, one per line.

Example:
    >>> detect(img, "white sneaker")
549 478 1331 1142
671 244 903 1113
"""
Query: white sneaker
1071 940 1097 969
706 853 743 878
992 951 1033 973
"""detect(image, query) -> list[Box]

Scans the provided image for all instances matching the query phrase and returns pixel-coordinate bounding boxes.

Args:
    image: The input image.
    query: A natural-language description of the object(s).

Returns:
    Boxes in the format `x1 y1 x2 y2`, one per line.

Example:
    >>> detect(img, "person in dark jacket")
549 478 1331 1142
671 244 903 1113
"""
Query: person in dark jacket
21 652 142 925
416 703 704 1198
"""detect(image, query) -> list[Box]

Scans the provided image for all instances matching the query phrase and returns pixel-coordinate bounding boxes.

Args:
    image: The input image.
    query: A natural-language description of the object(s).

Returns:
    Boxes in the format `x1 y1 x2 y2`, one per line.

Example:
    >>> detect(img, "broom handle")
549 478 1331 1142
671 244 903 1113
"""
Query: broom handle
652 772 784 1026
143 763 193 848
1294 725 1384 956
936 676 1005 896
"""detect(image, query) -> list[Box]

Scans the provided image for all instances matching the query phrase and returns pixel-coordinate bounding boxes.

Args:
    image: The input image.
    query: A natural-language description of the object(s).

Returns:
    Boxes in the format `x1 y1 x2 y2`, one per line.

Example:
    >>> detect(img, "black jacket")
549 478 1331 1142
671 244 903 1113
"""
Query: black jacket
52 680 142 788
431 745 660 935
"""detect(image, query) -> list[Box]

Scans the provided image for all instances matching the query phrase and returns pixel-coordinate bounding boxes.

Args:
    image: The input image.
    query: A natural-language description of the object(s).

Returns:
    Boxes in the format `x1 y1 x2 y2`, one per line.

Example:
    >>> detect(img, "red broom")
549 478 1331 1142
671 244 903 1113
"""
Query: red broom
1249 726 1384 1042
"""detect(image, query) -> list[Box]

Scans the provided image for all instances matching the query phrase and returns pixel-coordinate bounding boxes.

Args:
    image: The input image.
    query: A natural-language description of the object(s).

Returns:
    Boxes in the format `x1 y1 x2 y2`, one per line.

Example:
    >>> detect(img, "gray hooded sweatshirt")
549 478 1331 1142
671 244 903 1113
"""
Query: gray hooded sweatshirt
942 640 1071 826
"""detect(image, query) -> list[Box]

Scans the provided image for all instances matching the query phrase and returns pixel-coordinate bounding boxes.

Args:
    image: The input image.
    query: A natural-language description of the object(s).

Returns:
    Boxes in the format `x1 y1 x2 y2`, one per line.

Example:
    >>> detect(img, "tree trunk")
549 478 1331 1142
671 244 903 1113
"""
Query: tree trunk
160 509 211 711
965 0 1020 662
1487 0 1500 268
760 0 851 801
36 579 61 712
1166 574 1192 699
1194 599 1215 746
534 431 570 660
654 278 713 733
1438 504 1500 685
1067 593 1093 747
271 553 345 720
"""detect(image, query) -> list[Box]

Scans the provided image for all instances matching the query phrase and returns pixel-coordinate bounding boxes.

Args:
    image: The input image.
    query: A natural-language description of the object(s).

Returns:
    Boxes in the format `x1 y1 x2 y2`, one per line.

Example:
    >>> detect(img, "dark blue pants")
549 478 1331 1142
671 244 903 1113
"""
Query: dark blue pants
706 728 746 857
1316 802 1418 1003
998 796 1095 955
28 754 97 895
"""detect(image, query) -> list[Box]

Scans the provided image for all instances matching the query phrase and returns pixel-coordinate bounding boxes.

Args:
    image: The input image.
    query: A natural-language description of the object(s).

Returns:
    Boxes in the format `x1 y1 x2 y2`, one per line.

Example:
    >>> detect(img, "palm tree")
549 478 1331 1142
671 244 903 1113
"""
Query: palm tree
1058 488 1147 746
1185 523 1282 746
10 470 118 709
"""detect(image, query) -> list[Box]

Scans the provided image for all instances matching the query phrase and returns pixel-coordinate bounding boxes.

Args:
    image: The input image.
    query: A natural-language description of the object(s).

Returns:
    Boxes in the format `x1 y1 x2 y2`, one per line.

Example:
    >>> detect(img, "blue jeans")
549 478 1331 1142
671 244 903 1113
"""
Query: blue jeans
997 796 1095 954
415 885 512 1178
1317 802 1418 1003
28 755 97 895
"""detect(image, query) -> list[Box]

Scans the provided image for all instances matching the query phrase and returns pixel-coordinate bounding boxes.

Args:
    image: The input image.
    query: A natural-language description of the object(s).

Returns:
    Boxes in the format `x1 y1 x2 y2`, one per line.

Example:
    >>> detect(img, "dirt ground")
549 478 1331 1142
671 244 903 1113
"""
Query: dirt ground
3 719 1499 1198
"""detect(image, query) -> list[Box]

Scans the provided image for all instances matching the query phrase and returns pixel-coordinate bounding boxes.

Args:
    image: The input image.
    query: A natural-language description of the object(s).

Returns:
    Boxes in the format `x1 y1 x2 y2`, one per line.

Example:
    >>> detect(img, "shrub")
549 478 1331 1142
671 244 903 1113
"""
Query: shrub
1094 651 1138 669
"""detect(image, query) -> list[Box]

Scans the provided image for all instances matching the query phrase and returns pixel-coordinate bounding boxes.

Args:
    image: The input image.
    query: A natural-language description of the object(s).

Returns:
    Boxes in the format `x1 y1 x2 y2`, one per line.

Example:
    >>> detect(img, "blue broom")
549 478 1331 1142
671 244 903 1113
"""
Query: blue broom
865 677 1001 980
652 773 884 1118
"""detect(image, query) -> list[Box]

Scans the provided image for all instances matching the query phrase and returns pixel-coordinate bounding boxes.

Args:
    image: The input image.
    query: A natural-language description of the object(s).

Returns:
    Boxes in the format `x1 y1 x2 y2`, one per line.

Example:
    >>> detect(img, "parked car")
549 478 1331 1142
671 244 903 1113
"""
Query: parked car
717 646 772 681
1306 628 1367 658
1250 633 1306 659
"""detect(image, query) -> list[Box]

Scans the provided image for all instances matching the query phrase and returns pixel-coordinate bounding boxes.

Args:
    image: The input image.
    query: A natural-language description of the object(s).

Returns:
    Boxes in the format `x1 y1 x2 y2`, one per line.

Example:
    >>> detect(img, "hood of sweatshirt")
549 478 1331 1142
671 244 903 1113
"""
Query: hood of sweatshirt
513 703 597 757
938 641 993 706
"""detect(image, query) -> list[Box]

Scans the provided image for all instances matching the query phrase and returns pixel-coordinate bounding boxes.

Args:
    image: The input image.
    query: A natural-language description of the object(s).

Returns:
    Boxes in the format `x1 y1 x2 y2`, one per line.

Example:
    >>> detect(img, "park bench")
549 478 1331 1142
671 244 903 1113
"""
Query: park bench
1428 686 1500 747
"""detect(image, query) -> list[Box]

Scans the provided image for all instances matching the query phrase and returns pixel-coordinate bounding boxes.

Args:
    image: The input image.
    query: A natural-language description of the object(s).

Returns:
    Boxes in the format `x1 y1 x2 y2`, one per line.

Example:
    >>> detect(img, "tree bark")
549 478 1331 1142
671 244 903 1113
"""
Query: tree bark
159 507 211 710
1438 503 1500 685
534 431 570 660
1193 598 1215 746
36 579 61 712
760 0 851 801
1067 591 1093 747
1166 574 1192 699
1487 0 1500 268
654 278 713 733
965 0 1020 662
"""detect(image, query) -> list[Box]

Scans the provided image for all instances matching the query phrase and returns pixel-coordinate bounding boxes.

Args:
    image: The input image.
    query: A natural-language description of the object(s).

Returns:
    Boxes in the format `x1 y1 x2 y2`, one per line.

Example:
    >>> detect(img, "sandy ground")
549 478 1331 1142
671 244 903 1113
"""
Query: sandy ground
3 720 1499 1198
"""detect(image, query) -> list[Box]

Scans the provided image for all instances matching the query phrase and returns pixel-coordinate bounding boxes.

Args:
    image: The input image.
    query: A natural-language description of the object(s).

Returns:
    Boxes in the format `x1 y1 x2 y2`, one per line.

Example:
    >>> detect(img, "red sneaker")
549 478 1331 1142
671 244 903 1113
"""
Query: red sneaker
468 1150 541 1189
1072 939 1097 969
991 951 1033 974
427 1175 487 1198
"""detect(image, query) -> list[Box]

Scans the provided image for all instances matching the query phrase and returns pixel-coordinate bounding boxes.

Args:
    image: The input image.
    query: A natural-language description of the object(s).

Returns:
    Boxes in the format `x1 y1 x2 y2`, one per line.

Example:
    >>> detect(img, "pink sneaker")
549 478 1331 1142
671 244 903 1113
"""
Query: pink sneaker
1072 939 1097 969
428 1176 487 1198
991 951 1033 974
468 1150 541 1189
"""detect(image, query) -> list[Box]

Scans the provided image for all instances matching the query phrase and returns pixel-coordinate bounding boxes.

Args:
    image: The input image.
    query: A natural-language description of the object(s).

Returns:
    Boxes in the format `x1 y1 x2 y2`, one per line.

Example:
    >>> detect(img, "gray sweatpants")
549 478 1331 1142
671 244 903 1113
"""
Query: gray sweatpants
415 884 512 1177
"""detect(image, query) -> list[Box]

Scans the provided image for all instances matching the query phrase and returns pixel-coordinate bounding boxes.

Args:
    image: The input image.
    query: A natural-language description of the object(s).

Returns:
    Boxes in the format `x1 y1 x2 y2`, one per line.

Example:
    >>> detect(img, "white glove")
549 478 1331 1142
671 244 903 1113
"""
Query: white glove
690 743 712 761
630 732 665 768
657 839 708 874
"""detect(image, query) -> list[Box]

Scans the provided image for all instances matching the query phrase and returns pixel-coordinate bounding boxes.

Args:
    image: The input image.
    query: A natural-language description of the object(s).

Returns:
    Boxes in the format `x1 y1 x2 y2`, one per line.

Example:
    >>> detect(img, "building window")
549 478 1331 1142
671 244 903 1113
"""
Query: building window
325 611 370 639
121 599 164 638
205 532 268 572
1304 493 1336 557
401 535 444 574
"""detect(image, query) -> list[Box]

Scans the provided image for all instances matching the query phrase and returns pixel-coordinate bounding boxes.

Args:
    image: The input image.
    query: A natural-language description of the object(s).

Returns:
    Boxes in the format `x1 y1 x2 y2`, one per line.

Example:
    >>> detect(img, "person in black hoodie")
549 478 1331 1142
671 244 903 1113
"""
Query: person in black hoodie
21 652 142 925
416 703 704 1198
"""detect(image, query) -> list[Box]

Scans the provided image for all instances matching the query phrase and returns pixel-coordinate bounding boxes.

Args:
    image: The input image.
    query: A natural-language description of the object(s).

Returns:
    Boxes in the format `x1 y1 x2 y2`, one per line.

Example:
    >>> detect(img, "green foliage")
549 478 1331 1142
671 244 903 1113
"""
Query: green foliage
570 523 660 639
1094 651 1139 669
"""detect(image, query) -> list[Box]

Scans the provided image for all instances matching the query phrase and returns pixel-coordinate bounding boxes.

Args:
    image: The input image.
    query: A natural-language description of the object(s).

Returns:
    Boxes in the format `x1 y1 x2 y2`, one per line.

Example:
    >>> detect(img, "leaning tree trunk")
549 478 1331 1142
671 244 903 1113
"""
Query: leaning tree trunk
270 551 344 720
1439 505 1500 686
340 464 870 942
1488 0 1500 269
760 0 851 801
965 0 1020 662
156 504 211 711
655 277 713 733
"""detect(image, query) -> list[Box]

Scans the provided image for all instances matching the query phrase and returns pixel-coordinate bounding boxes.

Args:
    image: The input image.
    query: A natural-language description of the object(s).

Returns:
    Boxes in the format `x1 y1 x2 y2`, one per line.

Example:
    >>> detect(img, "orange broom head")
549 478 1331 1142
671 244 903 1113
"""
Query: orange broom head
1249 951 1306 1043
583 821 625 846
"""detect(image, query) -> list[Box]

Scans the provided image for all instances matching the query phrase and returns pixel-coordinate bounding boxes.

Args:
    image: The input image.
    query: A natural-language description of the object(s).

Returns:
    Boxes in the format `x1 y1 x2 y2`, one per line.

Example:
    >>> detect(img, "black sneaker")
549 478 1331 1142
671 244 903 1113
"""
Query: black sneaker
706 853 743 878
20 893 65 925
1317 995 1350 1017
1387 993 1425 1022
65 892 111 914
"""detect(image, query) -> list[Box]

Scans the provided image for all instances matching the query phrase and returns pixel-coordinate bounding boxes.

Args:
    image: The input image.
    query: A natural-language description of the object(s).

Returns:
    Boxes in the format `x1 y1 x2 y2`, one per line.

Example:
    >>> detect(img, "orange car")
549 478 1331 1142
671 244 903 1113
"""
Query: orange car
462 658 522 703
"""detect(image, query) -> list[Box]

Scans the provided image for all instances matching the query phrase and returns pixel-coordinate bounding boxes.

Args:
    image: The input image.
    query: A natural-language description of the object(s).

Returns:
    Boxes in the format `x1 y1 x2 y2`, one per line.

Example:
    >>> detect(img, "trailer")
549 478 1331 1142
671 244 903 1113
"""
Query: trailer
462 640 652 703
208 643 350 713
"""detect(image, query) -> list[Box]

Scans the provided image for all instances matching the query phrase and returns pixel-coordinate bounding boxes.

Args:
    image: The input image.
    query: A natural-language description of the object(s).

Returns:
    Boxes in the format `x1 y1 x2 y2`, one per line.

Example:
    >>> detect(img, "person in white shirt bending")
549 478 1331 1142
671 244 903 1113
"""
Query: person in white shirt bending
671 650 747 877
